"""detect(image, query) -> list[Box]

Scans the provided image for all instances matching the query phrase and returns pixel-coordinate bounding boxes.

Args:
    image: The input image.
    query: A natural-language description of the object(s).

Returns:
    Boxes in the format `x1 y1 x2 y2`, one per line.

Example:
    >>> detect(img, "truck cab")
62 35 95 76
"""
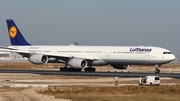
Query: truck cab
139 76 160 86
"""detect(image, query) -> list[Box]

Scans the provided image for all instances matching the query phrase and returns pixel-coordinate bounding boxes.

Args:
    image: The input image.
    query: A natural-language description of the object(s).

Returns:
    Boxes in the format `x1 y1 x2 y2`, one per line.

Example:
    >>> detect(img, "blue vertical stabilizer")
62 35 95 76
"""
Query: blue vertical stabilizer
6 19 31 46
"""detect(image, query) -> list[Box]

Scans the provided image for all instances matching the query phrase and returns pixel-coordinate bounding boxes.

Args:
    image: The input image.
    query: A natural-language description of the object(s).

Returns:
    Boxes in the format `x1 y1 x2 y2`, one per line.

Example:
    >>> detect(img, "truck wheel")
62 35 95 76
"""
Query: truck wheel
150 82 152 86
139 82 142 85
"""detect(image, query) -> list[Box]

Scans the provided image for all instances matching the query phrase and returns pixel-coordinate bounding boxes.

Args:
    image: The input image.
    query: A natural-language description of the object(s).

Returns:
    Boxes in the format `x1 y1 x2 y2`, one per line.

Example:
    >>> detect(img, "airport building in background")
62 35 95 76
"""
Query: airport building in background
0 52 22 59
0 52 28 62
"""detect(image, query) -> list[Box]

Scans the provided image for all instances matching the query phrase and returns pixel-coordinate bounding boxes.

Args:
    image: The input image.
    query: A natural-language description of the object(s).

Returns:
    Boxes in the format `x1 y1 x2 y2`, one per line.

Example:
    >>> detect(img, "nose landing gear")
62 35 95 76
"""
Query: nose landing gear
154 65 160 73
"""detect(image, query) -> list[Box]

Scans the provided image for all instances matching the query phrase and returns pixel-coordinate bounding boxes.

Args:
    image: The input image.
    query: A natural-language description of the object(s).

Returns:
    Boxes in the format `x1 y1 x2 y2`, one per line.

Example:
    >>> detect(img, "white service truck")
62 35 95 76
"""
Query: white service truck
139 76 160 86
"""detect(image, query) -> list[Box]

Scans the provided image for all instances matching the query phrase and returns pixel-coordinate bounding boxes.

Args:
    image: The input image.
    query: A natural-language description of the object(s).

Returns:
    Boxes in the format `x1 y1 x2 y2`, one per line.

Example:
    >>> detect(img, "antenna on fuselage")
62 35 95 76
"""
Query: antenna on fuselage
74 42 79 46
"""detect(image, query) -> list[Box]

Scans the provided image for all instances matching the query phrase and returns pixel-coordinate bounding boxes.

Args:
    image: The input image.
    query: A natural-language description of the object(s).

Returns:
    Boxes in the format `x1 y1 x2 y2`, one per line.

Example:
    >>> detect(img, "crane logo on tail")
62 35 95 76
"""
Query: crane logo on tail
9 26 17 38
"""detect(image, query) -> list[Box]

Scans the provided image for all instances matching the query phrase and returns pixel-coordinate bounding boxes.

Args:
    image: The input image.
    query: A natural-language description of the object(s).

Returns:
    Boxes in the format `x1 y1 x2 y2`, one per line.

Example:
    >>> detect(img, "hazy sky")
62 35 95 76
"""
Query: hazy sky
0 0 180 54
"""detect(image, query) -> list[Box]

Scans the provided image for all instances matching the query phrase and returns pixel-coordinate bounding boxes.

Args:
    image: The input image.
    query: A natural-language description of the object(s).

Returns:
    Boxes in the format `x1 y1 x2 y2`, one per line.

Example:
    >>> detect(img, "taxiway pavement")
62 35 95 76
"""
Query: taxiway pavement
0 69 179 78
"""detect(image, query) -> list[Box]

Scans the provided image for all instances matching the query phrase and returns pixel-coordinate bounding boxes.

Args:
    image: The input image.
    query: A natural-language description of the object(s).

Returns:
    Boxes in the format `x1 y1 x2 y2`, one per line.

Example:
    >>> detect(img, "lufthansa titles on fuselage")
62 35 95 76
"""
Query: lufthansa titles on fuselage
129 48 152 52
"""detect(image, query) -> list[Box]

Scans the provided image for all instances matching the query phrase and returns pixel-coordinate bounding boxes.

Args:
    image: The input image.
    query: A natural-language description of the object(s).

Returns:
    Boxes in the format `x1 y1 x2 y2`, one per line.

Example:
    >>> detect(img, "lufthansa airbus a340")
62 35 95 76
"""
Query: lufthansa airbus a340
0 19 175 73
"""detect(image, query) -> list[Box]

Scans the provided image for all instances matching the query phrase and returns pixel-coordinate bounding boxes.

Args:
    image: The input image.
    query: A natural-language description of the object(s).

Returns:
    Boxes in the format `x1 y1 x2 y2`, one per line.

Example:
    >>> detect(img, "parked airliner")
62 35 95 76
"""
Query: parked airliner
0 19 175 73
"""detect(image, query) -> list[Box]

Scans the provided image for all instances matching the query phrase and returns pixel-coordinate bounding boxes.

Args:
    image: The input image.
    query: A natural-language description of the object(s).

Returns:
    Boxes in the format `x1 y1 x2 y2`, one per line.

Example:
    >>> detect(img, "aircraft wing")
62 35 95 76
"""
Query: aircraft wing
35 52 95 60
0 46 29 53
0 46 95 60
0 46 17 51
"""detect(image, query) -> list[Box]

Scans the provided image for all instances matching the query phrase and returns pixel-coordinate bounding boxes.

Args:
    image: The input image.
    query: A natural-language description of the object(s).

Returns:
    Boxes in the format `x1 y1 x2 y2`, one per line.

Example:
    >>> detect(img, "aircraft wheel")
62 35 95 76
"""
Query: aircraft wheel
92 68 96 72
138 82 142 85
84 68 88 72
78 69 82 72
60 67 65 72
87 68 91 72
84 67 91 72
154 69 160 73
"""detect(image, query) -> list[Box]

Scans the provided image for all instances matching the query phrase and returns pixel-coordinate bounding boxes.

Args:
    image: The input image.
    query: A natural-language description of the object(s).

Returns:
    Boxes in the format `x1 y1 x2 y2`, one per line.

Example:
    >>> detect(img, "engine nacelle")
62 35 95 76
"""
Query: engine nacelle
68 58 87 69
111 64 128 69
29 54 48 64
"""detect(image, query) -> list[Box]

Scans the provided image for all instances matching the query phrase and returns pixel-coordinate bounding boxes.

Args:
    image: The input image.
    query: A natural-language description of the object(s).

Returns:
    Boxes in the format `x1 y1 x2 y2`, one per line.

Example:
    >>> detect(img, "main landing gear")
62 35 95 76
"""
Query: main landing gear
59 60 96 72
59 66 96 72
154 65 160 73
84 66 96 72
60 67 82 72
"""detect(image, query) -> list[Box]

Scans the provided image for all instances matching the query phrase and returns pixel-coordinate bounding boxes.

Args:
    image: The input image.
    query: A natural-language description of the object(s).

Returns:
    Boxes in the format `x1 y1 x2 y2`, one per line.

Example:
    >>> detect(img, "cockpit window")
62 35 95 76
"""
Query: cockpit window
163 52 172 54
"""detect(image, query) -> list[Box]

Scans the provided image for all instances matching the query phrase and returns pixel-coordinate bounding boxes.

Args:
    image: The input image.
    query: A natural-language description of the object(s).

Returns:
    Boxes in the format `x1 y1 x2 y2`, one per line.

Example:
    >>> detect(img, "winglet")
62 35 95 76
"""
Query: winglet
6 19 31 46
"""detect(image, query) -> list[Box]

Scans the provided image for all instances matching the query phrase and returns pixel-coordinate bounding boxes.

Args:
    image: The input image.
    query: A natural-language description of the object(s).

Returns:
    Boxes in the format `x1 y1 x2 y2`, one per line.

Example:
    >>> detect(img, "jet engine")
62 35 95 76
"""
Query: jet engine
28 54 48 64
68 58 87 69
111 64 128 69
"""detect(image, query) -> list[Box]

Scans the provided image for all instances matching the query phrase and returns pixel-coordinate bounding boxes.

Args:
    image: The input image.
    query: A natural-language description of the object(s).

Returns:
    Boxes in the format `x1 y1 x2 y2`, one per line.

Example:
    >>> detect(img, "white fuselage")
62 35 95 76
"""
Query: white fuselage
8 45 175 66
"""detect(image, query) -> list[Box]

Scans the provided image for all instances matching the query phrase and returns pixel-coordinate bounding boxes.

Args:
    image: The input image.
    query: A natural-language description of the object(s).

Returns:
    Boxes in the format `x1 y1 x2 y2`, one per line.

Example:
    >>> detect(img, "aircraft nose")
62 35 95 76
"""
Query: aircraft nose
170 54 176 61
